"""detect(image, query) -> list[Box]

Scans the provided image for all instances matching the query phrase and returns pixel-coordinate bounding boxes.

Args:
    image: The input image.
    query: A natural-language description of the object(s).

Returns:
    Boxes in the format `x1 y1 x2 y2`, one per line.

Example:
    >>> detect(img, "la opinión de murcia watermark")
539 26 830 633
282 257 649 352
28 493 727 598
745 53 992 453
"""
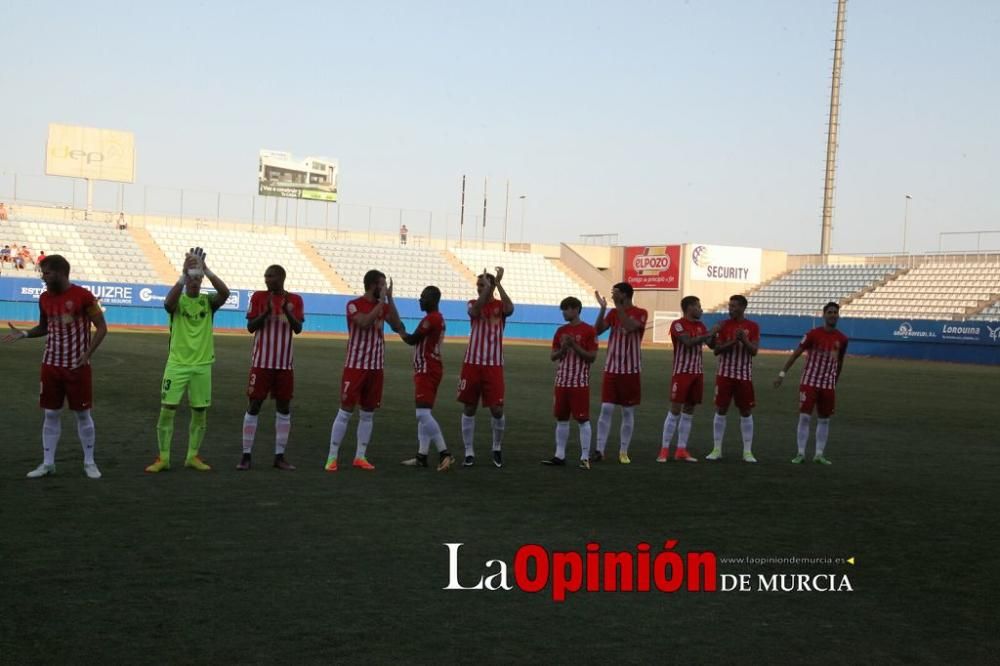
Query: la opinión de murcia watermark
443 542 854 602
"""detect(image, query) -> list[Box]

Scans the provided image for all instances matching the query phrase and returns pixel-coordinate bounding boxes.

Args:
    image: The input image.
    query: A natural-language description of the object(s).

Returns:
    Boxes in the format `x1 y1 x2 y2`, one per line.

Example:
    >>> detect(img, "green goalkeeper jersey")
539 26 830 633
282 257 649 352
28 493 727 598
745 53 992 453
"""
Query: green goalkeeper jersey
168 293 216 366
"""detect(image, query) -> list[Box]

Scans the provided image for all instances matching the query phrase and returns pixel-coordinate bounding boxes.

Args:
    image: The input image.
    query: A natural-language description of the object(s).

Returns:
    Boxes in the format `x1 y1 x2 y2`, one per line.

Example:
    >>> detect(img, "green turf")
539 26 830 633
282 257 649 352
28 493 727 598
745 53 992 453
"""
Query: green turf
1 331 997 664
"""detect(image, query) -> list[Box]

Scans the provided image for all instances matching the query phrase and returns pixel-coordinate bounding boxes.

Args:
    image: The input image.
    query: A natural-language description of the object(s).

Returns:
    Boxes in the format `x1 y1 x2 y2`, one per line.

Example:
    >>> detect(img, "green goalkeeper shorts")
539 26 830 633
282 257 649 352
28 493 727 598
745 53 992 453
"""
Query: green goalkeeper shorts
160 362 213 408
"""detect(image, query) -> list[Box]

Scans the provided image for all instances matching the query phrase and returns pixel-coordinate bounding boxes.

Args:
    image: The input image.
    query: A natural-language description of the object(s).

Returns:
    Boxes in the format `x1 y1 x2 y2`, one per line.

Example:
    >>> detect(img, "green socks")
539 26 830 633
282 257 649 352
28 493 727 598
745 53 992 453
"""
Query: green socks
156 408 177 463
187 409 207 460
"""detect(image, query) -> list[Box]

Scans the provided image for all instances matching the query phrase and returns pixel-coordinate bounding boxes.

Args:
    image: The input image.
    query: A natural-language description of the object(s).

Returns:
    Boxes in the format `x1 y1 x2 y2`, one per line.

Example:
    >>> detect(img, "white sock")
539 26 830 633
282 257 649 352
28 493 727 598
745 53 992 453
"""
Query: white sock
677 413 693 449
797 413 811 455
596 403 614 454
661 412 679 449
578 421 592 461
416 408 432 455
712 413 726 450
462 414 476 457
275 412 291 455
816 418 830 456
491 415 505 452
555 421 570 459
328 408 352 459
42 409 61 466
242 413 258 454
425 413 446 452
740 415 754 454
620 407 635 453
75 409 96 465
356 411 374 459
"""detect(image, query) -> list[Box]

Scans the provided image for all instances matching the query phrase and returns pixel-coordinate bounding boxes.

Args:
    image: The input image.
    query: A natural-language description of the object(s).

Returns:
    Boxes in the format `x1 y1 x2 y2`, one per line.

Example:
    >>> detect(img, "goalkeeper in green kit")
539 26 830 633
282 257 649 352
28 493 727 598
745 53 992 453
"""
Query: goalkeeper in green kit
145 247 231 472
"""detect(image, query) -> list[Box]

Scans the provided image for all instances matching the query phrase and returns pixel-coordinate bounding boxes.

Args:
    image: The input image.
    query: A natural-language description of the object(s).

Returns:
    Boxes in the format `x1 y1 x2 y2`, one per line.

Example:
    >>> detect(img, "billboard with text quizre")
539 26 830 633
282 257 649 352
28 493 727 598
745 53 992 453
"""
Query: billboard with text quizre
258 150 338 201
688 244 761 283
45 124 136 183
623 245 681 290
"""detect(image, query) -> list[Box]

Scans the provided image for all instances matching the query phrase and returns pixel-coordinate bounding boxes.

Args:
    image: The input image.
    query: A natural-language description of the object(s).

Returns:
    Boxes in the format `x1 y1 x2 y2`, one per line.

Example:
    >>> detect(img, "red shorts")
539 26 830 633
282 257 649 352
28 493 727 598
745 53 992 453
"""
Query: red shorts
601 372 641 406
341 368 384 411
554 386 591 421
414 370 443 407
40 364 93 411
457 364 505 408
247 368 295 402
714 376 755 411
670 373 704 406
800 385 836 418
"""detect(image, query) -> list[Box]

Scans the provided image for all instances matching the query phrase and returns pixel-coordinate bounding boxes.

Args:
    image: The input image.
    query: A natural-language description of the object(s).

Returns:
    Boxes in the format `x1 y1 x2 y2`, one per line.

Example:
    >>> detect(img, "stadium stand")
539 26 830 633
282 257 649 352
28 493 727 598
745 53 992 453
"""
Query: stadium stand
310 241 472 299
727 264 900 316
969 300 1000 321
0 218 159 283
449 248 591 305
843 263 1000 320
146 226 335 293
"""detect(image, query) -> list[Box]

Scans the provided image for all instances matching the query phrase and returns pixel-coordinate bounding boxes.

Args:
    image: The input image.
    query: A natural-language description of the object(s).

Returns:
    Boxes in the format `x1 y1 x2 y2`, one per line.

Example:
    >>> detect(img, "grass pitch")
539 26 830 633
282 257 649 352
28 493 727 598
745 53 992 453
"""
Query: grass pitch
1 331 996 664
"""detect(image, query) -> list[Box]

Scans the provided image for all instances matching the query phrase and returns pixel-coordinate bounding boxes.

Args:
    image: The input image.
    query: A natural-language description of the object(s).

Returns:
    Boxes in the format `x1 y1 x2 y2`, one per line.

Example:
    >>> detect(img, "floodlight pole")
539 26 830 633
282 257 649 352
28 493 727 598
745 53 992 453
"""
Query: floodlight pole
820 0 848 258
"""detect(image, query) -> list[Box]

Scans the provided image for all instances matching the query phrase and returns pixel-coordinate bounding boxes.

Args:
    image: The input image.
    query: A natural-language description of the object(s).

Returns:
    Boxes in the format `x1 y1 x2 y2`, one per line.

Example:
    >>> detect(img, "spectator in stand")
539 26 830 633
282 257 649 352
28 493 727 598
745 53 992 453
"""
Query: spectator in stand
117 212 128 231
37 250 46 265
20 245 33 268
399 224 408 246
0 202 9 221
1 245 11 264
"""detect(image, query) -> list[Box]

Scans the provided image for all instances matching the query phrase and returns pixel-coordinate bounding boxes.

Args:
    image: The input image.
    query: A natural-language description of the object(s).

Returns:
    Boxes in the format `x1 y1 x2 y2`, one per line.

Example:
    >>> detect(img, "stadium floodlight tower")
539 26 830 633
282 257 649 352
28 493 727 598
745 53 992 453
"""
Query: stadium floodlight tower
820 0 848 260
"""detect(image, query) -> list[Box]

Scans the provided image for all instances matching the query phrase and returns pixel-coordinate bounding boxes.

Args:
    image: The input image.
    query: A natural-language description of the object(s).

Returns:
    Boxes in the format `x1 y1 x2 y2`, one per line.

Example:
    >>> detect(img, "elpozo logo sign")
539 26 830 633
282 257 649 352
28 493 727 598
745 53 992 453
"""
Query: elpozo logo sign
688 244 761 283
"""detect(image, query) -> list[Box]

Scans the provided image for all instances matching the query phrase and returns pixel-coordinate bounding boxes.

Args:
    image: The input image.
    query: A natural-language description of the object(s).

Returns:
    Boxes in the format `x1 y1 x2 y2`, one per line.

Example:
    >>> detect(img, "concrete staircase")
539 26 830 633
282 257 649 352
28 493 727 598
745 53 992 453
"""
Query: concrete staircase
296 240 352 293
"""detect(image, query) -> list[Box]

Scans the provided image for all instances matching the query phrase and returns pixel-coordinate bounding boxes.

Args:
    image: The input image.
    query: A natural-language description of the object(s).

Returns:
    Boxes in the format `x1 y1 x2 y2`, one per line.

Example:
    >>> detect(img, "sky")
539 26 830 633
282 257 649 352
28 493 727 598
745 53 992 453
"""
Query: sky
2 0 998 255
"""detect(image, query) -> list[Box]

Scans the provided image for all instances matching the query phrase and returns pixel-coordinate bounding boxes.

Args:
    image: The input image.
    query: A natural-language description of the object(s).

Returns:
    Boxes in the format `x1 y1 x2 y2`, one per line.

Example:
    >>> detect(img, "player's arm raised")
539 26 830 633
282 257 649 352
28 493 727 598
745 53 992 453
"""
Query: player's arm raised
203 263 231 312
383 277 405 334
469 269 495 318
593 291 609 335
73 303 108 369
494 267 514 317
352 301 386 329
164 254 194 314
3 305 48 342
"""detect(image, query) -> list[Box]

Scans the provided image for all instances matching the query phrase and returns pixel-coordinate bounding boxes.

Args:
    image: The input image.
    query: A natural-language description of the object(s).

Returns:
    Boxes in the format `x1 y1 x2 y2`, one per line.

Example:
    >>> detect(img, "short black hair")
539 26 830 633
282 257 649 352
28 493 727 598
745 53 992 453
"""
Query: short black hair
363 269 386 290
729 294 748 308
560 296 582 311
612 282 634 299
39 254 70 277
680 295 701 313
266 264 287 279
422 285 441 304
823 301 840 313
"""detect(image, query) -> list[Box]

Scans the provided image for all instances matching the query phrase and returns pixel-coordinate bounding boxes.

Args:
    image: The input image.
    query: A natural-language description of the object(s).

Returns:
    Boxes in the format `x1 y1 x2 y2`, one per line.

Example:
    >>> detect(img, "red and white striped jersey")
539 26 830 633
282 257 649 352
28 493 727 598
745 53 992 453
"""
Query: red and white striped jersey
40 285 99 368
602 307 648 374
716 318 760 381
463 298 506 366
247 291 304 370
670 317 708 376
345 296 387 370
553 322 598 388
414 311 445 375
799 327 849 390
